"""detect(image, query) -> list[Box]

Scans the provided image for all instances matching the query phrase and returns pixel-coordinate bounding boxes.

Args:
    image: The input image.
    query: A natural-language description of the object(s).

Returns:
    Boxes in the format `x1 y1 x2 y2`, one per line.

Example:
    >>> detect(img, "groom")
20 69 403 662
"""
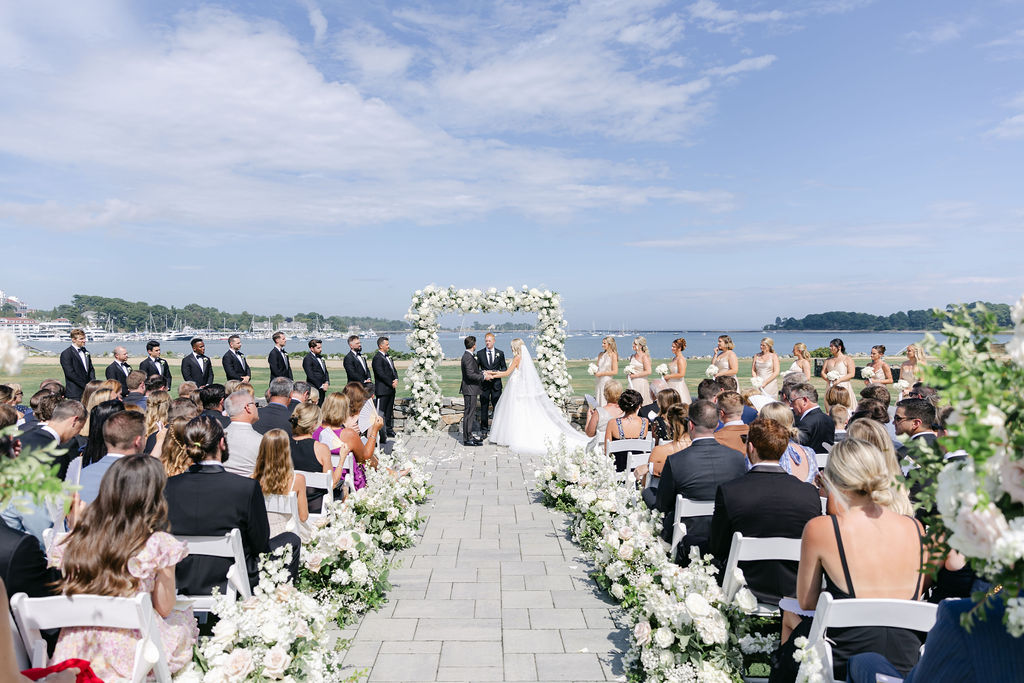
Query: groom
476 333 506 433
460 336 491 446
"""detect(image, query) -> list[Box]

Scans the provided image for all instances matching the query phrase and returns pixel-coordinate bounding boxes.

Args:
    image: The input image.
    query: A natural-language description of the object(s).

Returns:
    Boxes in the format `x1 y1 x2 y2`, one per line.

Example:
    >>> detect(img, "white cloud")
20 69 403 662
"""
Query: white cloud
986 91 1024 139
703 55 777 77
904 20 964 52
296 0 328 46
687 0 785 34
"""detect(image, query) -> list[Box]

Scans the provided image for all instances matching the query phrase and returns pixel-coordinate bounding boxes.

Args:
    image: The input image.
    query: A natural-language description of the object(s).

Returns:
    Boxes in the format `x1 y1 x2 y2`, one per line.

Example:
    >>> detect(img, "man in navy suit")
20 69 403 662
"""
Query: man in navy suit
253 377 294 435
268 331 292 381
17 399 86 480
104 345 132 395
302 338 329 406
139 340 172 390
181 337 214 387
790 383 835 453
58 329 94 400
221 334 250 383
343 335 373 396
476 333 506 433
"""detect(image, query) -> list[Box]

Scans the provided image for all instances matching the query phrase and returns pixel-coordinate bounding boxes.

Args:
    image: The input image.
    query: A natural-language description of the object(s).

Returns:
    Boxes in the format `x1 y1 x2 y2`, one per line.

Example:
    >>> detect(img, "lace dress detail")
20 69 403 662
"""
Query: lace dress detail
49 531 198 681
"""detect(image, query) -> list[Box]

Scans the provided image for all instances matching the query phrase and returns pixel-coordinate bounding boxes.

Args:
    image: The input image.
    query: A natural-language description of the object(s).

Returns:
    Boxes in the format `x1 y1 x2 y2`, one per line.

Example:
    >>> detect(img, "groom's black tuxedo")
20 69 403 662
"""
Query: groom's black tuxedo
460 350 485 444
476 347 506 431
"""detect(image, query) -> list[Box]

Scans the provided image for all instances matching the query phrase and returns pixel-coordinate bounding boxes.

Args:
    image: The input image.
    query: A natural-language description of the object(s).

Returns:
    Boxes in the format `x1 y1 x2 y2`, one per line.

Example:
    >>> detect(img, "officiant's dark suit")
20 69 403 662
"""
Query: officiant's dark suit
460 337 485 446
476 344 506 432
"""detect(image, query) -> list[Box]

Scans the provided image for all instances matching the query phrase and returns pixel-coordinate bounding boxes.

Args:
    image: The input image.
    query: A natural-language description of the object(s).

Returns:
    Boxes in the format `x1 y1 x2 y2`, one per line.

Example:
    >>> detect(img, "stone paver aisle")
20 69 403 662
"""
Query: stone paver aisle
338 434 628 682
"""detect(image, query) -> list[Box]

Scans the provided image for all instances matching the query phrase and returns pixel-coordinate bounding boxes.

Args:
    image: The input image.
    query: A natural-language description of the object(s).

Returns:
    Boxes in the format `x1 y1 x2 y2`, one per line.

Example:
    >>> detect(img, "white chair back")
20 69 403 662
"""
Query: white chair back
11 592 171 682
173 528 251 613
341 452 356 495
605 437 654 458
66 456 83 487
264 491 301 534
302 470 334 520
721 532 803 613
669 495 715 556
815 451 829 470
9 613 29 670
806 592 938 682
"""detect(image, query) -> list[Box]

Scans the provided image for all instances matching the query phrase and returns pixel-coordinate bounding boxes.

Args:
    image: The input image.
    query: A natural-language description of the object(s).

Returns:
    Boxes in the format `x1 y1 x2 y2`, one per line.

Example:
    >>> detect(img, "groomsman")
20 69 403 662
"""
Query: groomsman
58 328 95 400
268 331 293 381
181 337 215 387
343 335 373 396
140 340 172 390
476 333 506 433
222 334 250 382
302 338 329 405
372 336 398 438
104 346 132 395
460 336 486 446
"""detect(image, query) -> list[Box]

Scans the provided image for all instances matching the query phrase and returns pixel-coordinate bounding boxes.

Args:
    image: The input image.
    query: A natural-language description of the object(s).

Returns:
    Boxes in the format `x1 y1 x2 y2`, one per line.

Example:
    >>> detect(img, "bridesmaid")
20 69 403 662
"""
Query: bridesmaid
594 336 619 406
784 342 813 381
865 344 893 386
626 336 653 403
899 344 924 398
712 335 738 378
751 337 780 396
663 337 692 403
821 337 856 400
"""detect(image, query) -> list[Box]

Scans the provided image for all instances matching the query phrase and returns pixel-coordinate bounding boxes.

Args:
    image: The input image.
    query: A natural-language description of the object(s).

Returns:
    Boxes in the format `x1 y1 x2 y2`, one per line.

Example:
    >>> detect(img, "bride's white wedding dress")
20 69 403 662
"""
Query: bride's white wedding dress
489 346 590 454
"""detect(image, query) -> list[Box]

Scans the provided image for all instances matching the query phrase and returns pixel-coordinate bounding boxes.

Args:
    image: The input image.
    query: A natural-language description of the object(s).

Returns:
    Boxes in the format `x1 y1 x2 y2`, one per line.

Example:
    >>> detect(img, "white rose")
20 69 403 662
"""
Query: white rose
998 457 1024 505
610 583 625 600
734 587 758 612
381 530 395 545
350 560 370 585
653 626 675 649
684 593 712 618
210 619 237 648
335 535 354 552
263 645 292 679
225 648 255 680
658 649 674 668
618 526 634 541
633 621 652 646
203 667 230 683
617 541 635 561
1011 294 1024 326
951 503 1010 560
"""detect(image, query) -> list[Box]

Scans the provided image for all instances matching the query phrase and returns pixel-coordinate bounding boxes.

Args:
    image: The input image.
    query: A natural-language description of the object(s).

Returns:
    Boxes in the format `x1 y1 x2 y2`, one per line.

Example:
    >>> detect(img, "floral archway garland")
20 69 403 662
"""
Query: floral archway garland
405 285 572 432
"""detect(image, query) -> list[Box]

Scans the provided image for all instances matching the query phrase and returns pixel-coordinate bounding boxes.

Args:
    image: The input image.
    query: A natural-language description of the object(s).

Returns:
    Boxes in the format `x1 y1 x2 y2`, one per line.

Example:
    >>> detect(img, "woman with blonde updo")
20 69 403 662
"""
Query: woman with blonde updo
772 438 932 682
593 336 619 406
759 401 818 483
752 337 780 396
711 335 738 378
625 336 653 402
845 419 912 515
157 398 202 475
784 343 812 381
662 337 691 403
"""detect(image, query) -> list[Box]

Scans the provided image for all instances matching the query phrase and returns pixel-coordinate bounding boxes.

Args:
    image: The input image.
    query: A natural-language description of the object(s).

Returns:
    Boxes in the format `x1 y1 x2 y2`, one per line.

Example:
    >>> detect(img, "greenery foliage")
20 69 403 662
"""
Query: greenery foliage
765 301 1013 331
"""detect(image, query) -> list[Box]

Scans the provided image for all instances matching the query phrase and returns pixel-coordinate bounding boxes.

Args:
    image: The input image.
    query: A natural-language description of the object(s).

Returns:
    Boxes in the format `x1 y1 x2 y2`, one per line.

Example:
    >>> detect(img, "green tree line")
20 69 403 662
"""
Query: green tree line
764 302 1013 331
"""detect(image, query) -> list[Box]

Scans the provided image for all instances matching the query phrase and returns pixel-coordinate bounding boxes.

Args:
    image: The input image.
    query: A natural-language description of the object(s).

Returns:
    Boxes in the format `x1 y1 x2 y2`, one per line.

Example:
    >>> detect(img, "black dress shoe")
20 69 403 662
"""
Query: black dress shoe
386 431 397 438
464 440 481 447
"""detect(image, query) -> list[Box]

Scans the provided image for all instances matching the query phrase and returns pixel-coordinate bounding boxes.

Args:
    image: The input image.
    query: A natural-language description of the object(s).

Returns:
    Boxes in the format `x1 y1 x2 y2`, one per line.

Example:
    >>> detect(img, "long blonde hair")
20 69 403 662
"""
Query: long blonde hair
601 336 618 359
252 429 294 495
144 390 171 436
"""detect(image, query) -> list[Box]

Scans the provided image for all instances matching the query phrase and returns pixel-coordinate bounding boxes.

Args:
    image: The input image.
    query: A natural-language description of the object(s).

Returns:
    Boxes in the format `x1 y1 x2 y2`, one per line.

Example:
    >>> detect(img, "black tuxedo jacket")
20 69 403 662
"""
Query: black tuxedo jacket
181 354 214 387
709 466 821 605
460 351 484 396
796 407 835 453
201 408 230 429
302 353 329 390
0 520 60 599
253 402 293 436
17 426 73 480
165 463 271 595
654 438 746 544
140 356 172 390
222 350 250 381
268 347 292 380
59 345 95 400
897 431 938 460
343 350 372 389
476 348 506 393
372 352 397 397
105 360 132 395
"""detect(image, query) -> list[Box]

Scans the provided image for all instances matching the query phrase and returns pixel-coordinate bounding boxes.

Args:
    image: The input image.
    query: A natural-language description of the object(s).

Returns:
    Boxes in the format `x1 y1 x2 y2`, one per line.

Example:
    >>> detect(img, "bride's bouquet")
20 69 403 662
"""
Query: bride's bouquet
705 365 720 379
587 363 599 376
654 363 669 376
860 367 876 380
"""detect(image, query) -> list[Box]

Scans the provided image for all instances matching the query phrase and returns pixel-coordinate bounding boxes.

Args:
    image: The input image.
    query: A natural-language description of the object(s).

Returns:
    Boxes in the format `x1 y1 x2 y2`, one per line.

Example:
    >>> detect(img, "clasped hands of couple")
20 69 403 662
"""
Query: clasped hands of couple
482 370 499 380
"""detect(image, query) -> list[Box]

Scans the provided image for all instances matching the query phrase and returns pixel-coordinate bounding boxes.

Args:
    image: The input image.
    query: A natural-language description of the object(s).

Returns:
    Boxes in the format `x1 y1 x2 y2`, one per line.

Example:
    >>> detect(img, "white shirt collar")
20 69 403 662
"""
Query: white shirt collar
691 436 716 443
723 420 744 427
912 431 937 439
41 425 61 441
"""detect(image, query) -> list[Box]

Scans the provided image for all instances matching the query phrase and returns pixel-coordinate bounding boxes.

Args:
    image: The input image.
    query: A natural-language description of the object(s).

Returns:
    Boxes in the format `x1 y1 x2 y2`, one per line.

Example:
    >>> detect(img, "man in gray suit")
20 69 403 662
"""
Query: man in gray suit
460 336 489 446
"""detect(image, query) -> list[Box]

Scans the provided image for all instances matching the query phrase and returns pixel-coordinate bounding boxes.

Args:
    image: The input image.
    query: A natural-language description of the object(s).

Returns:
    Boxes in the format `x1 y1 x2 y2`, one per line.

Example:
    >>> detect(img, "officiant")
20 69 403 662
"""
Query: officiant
476 333 506 433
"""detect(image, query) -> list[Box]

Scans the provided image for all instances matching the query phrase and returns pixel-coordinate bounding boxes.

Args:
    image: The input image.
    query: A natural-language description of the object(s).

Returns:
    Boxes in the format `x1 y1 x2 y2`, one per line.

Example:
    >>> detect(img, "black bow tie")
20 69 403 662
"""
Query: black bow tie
315 354 323 359
79 348 88 354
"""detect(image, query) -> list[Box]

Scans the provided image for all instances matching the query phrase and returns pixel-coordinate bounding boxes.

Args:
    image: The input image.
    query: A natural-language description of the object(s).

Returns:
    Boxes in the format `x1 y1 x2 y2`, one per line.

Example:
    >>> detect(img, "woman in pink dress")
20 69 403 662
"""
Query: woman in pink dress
49 455 198 680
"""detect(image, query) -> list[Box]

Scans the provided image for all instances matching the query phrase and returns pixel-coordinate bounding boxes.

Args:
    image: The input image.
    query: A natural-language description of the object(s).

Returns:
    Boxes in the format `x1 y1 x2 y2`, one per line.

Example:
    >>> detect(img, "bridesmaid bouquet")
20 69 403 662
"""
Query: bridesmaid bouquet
625 360 642 377
587 363 599 375
654 363 669 375
860 367 876 380
705 365 720 379
750 376 764 389
894 378 911 393
825 370 841 382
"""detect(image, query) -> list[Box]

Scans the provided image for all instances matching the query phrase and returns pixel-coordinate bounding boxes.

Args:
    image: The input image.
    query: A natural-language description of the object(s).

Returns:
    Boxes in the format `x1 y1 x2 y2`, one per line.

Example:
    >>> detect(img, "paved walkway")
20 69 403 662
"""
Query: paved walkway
336 433 628 682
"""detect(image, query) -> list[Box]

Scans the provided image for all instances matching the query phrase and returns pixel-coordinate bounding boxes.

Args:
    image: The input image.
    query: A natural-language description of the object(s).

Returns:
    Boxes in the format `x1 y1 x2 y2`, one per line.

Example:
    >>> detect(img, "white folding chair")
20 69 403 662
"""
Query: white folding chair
815 451 829 470
66 455 83 486
264 491 301 534
721 532 803 615
9 612 30 670
804 592 938 683
820 496 829 514
341 452 356 495
669 495 715 557
302 470 334 521
11 592 171 683
173 528 251 612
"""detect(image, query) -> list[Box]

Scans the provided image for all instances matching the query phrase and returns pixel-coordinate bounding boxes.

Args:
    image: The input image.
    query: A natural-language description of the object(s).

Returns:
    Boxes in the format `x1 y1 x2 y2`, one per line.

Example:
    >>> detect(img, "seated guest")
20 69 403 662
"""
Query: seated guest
145 374 168 396
39 379 66 399
824 385 855 416
165 416 300 594
860 383 896 438
709 417 821 605
253 428 310 541
1 516 60 598
77 410 145 504
224 379 242 396
314 392 361 488
649 388 682 444
829 404 850 441
223 389 264 477
198 384 230 428
254 377 294 435
80 399 125 467
770 438 932 683
789 383 835 454
154 398 201 476
584 381 624 452
652 400 746 554
289 381 311 410
143 389 171 454
637 404 691 503
713 391 748 454
696 378 721 402
290 402 343 512
21 389 53 430
122 370 149 411
177 380 199 404
844 419 913 515
760 402 819 483
603 389 649 472
894 398 938 458
336 384 385 474
18 399 86 480
716 376 757 424
848 398 901 453
49 455 198 679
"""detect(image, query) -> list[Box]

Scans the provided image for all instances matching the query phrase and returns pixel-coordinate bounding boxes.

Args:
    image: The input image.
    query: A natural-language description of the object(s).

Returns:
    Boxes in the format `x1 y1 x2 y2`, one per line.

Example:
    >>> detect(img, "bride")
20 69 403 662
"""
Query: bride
488 338 590 454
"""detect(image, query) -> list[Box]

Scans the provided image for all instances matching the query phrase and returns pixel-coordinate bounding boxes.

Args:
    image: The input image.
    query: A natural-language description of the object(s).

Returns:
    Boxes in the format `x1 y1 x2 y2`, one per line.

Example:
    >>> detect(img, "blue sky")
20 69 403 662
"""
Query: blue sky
1 0 1022 328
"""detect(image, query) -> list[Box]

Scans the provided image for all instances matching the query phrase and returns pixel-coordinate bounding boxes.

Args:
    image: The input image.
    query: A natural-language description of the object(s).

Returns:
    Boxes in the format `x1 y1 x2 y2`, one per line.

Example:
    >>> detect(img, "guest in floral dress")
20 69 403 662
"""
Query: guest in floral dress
49 455 198 681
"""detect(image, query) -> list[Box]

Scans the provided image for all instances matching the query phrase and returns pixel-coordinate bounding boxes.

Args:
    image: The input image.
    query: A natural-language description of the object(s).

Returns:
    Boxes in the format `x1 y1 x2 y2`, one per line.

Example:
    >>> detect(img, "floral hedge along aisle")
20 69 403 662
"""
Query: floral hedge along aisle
405 285 572 431
537 440 775 682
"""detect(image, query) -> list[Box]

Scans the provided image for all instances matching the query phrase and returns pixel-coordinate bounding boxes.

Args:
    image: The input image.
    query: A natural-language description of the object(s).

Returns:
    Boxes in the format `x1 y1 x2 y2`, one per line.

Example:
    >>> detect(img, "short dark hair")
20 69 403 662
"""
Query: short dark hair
51 399 87 423
716 376 738 392
697 378 722 400
689 399 719 431
860 383 891 406
199 384 226 410
190 337 203 349
227 334 240 344
34 393 62 421
29 389 52 412
272 331 285 343
348 334 360 344
39 379 65 398
464 335 476 349
103 410 145 450
849 399 890 425
308 338 321 349
377 336 389 349
896 398 936 427
145 376 167 393
748 417 789 461
146 340 161 352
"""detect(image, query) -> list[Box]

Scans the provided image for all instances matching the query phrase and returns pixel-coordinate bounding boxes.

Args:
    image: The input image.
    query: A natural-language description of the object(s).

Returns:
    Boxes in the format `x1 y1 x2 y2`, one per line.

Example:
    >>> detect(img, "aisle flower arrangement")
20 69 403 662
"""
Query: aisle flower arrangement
537 442 770 682
405 285 572 431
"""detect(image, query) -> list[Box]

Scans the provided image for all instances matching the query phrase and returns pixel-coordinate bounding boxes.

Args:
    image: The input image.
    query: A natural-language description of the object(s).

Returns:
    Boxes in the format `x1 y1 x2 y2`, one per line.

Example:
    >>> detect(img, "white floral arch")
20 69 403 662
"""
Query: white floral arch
404 285 573 431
